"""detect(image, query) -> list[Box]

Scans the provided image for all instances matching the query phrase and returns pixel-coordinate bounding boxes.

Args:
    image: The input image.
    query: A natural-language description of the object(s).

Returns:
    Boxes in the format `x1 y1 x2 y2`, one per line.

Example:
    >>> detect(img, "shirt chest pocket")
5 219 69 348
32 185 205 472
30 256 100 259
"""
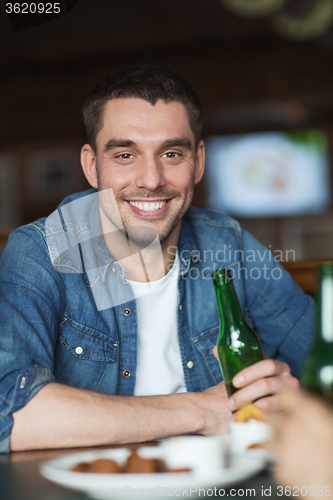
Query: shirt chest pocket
54 315 119 392
58 316 118 362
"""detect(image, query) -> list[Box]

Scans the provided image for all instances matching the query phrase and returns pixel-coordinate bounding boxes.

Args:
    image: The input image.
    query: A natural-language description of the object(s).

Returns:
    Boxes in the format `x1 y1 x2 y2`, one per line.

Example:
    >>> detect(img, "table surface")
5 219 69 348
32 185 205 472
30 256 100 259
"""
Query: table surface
0 444 287 500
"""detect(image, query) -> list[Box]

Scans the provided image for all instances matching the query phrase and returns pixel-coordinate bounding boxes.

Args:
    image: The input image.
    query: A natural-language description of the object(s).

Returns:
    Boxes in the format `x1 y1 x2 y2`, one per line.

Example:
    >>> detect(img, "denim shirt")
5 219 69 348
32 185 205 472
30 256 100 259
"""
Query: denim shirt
0 189 315 452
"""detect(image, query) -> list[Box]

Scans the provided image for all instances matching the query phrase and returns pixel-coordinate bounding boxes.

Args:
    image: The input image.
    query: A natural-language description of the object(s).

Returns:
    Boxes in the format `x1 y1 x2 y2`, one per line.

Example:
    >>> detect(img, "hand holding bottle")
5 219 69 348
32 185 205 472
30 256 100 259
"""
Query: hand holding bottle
212 346 299 411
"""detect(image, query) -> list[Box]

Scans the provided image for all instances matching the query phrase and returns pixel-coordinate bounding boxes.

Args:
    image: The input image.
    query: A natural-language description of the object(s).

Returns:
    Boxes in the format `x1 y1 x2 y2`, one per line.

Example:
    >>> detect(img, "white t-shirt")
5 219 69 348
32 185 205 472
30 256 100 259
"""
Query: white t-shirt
128 251 187 396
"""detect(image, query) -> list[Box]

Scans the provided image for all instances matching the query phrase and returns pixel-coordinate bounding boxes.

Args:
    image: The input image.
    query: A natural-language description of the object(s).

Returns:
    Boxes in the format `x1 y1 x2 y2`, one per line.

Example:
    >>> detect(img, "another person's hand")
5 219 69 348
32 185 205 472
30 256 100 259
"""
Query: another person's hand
266 390 333 497
212 346 299 412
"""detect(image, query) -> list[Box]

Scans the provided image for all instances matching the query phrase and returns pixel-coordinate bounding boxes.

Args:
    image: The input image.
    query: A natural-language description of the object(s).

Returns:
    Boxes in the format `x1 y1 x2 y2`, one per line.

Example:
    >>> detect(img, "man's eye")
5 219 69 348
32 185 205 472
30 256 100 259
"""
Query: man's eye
116 153 133 159
162 152 181 159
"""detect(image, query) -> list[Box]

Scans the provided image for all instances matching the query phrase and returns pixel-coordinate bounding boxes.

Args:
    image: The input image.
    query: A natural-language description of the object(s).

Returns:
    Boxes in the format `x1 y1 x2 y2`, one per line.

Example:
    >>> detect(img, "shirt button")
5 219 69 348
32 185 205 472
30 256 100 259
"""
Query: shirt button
123 370 131 377
75 346 83 355
123 308 131 316
179 304 183 311
112 266 116 273
187 360 194 369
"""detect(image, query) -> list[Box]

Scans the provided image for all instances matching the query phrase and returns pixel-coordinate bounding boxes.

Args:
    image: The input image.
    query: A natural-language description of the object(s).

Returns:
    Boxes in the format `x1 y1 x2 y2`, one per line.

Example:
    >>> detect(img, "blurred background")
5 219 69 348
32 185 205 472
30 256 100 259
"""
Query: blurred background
1 0 333 262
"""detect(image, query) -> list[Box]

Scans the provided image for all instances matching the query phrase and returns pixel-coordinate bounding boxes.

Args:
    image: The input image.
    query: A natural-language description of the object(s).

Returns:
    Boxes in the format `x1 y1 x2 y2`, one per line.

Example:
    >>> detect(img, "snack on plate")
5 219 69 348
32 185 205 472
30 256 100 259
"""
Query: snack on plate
234 403 266 423
71 449 191 474
125 451 165 473
247 442 264 449
72 458 121 473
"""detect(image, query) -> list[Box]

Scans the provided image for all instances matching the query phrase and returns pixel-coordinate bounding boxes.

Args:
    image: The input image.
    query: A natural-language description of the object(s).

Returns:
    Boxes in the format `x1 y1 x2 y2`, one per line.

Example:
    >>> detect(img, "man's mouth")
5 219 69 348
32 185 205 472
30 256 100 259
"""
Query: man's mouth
128 200 167 212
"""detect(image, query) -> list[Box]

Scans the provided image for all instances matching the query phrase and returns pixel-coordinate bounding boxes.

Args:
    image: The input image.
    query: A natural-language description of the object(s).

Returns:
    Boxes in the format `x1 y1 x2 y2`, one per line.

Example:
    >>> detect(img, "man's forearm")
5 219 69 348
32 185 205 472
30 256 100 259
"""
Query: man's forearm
10 382 230 451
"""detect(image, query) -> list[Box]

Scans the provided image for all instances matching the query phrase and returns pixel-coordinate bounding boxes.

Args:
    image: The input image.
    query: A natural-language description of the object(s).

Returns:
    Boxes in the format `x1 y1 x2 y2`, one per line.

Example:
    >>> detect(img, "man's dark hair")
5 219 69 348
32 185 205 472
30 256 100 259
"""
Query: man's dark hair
83 64 203 152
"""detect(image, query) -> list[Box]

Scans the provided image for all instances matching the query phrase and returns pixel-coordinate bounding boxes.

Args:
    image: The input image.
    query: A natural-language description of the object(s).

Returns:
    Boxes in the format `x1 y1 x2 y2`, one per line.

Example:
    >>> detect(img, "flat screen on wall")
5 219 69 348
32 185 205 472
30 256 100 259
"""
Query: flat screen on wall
204 130 331 218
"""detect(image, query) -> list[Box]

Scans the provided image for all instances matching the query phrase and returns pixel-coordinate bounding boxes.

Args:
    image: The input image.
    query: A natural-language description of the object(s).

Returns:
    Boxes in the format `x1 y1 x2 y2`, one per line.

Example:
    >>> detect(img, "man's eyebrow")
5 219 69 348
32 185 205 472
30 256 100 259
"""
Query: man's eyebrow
103 137 193 153
103 139 137 152
161 138 193 149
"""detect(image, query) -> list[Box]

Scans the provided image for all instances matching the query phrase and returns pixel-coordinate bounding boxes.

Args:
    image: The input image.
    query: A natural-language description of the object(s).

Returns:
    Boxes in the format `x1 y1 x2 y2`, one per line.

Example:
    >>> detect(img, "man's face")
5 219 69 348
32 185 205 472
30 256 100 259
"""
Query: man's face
81 97 205 248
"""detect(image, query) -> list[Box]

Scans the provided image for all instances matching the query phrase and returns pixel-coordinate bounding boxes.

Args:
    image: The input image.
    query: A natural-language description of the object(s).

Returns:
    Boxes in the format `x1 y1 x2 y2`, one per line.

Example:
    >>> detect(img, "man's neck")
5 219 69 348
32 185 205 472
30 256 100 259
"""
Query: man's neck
99 207 180 282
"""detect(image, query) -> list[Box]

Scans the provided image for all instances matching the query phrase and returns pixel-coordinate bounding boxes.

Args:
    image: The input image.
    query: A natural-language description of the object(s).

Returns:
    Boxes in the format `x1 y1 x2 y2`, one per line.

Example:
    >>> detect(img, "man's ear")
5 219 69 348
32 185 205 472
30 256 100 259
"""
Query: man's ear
194 140 205 185
81 144 98 189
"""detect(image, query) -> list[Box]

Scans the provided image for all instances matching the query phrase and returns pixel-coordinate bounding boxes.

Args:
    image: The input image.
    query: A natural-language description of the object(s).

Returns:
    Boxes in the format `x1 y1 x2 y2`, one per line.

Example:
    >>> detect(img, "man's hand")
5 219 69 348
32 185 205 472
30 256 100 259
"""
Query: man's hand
265 390 333 496
194 382 232 435
212 346 299 412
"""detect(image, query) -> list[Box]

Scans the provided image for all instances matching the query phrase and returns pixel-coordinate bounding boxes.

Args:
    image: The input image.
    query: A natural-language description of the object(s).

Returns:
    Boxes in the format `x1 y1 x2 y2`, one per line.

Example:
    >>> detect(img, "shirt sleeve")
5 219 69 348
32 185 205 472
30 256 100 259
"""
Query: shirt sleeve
0 224 65 452
240 229 316 378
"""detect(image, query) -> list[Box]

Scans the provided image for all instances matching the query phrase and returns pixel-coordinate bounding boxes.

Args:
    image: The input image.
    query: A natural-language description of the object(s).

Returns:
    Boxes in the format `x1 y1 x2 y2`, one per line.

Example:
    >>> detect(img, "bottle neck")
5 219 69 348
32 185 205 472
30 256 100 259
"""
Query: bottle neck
215 279 245 328
317 268 333 343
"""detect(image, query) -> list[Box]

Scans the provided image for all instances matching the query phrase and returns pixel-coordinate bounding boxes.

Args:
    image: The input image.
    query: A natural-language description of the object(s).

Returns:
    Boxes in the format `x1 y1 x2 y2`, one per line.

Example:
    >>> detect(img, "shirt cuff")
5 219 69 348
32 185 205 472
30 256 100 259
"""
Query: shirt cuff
0 365 55 453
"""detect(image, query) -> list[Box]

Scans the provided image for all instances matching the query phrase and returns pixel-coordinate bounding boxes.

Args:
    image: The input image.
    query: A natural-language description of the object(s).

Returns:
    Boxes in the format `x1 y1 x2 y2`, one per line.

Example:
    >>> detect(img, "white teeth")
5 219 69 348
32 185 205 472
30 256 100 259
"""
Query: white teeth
129 201 166 211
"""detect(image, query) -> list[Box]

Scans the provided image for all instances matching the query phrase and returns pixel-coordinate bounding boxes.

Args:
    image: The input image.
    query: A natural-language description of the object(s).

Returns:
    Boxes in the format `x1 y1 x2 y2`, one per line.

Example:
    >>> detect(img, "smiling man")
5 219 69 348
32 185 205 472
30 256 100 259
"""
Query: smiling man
81 96 204 279
0 65 314 452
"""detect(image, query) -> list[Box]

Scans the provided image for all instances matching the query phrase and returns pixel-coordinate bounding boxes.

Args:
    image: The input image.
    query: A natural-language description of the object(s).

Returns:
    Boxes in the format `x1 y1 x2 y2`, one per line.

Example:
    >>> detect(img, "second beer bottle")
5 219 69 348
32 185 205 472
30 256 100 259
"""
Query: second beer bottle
302 262 333 404
213 268 265 397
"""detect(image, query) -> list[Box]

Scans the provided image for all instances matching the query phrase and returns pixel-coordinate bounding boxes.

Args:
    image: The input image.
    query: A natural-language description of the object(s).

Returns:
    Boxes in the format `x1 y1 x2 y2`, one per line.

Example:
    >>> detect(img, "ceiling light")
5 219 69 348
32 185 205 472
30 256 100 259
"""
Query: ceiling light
222 0 287 17
273 0 333 40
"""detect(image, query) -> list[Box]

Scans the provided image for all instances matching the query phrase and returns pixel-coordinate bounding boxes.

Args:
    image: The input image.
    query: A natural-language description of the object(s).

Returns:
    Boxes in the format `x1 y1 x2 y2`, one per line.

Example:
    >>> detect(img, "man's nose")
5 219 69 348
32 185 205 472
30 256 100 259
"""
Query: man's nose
135 157 166 191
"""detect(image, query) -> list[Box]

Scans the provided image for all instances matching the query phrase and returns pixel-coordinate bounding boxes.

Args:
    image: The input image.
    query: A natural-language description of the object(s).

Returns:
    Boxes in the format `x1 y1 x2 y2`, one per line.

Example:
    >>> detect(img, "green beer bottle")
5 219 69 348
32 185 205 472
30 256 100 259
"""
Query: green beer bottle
302 263 333 404
213 268 265 397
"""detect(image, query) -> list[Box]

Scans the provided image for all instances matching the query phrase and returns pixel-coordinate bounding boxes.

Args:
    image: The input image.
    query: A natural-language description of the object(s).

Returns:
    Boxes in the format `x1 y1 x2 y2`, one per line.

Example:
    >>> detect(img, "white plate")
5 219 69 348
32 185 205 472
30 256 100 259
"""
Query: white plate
39 440 266 500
